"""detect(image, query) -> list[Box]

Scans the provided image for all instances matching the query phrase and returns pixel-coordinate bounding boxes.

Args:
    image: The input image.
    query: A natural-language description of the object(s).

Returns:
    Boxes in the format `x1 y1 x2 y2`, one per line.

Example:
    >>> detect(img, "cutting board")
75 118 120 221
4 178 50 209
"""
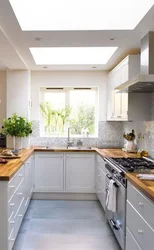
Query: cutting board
0 154 21 159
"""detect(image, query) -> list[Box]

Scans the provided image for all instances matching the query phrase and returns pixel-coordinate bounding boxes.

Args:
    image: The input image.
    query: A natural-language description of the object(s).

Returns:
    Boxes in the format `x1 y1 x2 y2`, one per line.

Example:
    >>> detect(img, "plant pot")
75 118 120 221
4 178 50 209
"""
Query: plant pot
13 136 22 150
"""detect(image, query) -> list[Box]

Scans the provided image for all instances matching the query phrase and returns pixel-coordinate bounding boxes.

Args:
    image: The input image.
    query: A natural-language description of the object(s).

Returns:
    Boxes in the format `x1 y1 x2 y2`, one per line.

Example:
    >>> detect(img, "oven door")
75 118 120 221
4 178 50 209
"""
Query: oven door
105 172 126 250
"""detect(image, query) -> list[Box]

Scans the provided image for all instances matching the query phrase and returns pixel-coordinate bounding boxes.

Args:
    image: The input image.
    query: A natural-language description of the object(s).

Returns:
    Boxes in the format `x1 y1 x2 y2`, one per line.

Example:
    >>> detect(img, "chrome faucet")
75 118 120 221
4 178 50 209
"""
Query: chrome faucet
67 127 74 148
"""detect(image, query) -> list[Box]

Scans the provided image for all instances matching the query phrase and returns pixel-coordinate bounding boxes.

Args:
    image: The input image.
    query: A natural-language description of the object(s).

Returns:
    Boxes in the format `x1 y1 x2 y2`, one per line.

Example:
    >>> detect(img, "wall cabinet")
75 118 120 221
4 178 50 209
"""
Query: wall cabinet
65 153 95 193
95 154 106 210
107 55 140 121
0 155 33 250
35 153 64 192
126 182 154 250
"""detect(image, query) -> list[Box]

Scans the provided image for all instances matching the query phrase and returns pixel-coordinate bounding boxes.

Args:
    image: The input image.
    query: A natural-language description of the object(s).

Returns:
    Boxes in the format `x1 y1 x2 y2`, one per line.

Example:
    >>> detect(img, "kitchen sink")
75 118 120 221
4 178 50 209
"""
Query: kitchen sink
43 146 92 150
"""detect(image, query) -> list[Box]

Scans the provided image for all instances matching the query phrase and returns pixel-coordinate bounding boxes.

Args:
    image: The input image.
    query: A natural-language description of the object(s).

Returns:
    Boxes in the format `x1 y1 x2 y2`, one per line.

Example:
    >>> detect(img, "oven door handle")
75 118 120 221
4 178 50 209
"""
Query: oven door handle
110 219 120 230
106 174 112 180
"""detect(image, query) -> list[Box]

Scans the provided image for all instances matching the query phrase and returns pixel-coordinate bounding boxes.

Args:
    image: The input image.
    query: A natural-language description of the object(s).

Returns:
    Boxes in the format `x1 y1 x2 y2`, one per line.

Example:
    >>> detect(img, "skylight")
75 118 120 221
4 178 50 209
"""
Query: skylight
9 0 154 30
29 47 118 65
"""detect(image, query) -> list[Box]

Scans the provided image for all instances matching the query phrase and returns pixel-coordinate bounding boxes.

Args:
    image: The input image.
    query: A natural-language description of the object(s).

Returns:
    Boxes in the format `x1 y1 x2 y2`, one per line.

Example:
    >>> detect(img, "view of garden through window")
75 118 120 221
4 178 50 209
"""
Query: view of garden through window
40 88 98 137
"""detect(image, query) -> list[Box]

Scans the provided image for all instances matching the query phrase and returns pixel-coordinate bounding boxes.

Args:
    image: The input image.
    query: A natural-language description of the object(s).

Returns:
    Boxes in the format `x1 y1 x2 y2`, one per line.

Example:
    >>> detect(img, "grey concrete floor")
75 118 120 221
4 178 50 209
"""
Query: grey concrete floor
12 200 121 250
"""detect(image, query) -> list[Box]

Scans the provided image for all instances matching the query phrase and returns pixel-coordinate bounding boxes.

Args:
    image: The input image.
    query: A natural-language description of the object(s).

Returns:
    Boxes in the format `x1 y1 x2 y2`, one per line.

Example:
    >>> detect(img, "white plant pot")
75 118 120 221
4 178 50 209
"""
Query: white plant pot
125 141 136 151
13 137 22 150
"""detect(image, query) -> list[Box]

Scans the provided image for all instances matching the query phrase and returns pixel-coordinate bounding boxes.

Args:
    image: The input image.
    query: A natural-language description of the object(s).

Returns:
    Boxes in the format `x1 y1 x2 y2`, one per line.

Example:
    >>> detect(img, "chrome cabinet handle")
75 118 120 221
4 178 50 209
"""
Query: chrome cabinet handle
138 229 143 234
10 221 15 224
10 203 15 206
17 192 23 195
9 238 15 242
10 185 15 189
18 214 23 217
18 174 23 177
139 202 144 206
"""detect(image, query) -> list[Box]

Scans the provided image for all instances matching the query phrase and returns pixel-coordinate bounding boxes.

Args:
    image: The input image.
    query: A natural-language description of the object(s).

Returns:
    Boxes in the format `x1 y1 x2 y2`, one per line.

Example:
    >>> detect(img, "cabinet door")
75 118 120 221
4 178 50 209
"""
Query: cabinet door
121 63 129 84
35 153 64 191
24 156 33 208
114 92 121 118
121 92 128 119
107 74 115 120
65 153 95 193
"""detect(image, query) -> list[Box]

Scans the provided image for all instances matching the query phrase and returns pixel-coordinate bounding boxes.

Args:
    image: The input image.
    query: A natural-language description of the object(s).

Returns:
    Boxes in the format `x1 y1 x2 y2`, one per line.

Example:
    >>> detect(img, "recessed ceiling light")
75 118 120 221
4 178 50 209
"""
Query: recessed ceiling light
9 0 154 31
29 47 118 65
92 66 97 68
35 37 42 41
110 38 115 41
43 66 48 68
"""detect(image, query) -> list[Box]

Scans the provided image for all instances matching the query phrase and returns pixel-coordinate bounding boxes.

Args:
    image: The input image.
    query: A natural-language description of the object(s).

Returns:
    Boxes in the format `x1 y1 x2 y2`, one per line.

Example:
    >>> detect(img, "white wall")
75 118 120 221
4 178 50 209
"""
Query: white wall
0 71 6 128
31 71 107 121
6 70 31 118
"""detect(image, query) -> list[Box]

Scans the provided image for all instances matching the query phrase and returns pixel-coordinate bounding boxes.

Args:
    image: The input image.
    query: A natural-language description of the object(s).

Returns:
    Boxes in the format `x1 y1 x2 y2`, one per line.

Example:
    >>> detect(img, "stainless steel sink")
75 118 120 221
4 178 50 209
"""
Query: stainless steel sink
43 146 92 150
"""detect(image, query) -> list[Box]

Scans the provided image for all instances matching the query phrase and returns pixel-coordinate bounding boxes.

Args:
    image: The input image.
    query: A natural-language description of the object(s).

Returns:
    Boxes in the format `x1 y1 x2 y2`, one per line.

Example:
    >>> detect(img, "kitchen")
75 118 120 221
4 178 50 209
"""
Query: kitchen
0 1 154 250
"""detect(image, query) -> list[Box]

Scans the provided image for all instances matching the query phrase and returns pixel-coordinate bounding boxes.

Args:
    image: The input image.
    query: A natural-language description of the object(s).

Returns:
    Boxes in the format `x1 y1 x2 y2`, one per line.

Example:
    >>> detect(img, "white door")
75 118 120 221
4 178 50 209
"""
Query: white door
35 153 64 191
65 153 95 193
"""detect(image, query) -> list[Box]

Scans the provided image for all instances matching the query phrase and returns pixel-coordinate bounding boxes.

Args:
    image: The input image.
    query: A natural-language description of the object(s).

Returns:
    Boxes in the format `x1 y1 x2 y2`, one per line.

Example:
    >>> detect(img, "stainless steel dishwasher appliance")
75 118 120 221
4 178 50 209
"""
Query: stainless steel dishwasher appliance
104 157 154 250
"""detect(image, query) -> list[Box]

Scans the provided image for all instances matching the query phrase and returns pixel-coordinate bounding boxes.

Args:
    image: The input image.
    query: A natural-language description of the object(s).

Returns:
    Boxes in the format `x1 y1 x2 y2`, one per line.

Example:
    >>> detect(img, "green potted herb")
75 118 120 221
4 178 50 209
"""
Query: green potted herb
1 113 32 149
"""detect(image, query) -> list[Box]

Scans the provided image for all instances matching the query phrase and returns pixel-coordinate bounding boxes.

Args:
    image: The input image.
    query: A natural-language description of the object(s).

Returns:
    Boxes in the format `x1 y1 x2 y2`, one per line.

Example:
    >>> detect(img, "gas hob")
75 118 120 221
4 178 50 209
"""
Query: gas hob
108 157 154 173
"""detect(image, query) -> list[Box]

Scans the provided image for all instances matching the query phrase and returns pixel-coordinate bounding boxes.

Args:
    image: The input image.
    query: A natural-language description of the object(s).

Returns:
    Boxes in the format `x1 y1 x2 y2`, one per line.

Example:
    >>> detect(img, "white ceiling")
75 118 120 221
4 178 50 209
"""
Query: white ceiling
0 0 154 71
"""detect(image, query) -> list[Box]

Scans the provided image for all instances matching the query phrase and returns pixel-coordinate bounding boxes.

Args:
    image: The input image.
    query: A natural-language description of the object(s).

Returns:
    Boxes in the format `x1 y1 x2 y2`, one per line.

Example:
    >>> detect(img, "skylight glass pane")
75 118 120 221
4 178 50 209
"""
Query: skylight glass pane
9 0 154 30
29 47 118 65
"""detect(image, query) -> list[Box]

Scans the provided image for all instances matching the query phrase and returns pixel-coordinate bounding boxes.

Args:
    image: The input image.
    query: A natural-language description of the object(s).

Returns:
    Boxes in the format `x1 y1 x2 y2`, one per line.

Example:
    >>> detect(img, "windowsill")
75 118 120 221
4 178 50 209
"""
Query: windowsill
39 134 98 139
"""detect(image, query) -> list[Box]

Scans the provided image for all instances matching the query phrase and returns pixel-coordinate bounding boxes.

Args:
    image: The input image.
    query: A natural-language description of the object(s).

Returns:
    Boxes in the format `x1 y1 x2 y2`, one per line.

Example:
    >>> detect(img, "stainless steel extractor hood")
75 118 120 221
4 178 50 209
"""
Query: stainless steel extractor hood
116 32 154 93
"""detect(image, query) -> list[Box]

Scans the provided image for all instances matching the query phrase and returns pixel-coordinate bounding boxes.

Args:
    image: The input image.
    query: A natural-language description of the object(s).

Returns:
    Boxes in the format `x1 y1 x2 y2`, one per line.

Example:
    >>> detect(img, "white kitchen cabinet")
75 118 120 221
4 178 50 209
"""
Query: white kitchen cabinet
107 54 140 121
24 155 34 208
35 153 64 192
0 155 33 250
126 182 154 250
65 153 95 193
95 154 106 210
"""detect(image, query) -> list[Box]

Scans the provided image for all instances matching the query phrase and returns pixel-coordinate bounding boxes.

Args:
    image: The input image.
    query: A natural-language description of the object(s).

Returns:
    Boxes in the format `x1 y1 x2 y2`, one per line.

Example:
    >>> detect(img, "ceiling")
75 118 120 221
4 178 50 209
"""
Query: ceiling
0 0 154 71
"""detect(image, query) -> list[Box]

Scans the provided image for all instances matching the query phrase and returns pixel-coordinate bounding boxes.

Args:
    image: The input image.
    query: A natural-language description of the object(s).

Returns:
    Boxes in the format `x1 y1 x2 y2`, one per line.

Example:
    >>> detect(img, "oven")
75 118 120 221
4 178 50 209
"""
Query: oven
105 162 126 250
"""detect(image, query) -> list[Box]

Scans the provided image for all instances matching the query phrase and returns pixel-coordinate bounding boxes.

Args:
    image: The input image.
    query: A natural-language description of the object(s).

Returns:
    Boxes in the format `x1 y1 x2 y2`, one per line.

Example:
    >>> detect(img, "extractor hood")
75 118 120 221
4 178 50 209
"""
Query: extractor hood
116 32 154 93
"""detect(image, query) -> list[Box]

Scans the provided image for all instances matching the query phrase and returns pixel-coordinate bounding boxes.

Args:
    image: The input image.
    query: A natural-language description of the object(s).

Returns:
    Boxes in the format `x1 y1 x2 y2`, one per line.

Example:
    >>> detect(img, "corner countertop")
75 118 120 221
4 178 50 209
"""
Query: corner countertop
0 147 137 181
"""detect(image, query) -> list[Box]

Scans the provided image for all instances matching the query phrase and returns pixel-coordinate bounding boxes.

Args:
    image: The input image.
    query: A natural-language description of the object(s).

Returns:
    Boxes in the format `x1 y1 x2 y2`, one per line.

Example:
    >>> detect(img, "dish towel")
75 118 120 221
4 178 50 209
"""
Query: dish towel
106 179 117 212
137 174 154 180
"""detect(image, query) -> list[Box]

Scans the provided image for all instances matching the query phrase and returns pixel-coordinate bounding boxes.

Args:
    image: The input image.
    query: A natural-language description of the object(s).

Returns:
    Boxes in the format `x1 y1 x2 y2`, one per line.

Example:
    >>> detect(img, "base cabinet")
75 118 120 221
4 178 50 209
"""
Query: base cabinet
35 153 64 192
65 153 95 193
0 155 33 250
126 182 154 250
95 154 106 210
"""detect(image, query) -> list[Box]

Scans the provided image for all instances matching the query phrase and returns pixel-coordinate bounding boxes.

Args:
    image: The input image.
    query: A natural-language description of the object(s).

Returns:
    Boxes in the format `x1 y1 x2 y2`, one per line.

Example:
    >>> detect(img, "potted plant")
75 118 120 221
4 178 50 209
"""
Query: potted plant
1 113 32 149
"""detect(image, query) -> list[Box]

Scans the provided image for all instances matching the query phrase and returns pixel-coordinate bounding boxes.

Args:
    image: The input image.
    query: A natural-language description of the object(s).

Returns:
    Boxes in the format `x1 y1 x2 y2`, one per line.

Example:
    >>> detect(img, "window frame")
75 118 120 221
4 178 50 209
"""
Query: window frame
39 87 99 138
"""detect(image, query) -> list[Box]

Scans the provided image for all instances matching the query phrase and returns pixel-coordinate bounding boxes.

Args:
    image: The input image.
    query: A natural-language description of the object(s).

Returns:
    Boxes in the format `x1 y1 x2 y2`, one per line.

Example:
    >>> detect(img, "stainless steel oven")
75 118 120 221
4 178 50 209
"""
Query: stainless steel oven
105 162 126 250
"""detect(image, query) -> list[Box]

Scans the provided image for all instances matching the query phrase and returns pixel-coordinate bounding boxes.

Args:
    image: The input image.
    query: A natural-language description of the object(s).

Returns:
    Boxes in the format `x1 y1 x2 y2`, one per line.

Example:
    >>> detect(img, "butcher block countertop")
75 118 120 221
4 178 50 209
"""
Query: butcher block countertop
126 173 154 202
0 146 154 203
0 147 138 181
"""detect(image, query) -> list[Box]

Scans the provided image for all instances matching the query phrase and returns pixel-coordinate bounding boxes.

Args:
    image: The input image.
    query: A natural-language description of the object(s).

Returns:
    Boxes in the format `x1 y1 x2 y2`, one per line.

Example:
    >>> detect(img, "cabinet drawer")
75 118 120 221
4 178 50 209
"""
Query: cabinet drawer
15 166 24 191
127 182 154 229
14 178 24 215
8 228 15 250
14 197 25 239
8 213 15 240
96 154 105 166
126 227 142 250
96 167 106 191
127 201 154 250
8 195 15 219
8 177 16 201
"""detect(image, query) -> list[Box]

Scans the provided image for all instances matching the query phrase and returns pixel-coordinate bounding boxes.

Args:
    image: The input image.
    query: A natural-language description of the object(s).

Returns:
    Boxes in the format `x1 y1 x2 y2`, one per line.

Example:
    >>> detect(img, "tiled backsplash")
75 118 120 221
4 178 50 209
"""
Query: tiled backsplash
30 120 123 148
30 120 154 156
123 121 154 157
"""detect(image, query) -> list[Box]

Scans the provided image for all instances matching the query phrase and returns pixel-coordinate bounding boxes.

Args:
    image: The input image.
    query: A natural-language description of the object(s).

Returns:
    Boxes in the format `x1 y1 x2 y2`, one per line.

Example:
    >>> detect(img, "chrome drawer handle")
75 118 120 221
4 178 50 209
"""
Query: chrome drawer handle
17 192 23 195
9 185 15 189
18 174 23 177
139 202 144 206
10 203 15 206
18 214 23 217
10 221 15 224
138 230 143 234
10 238 15 242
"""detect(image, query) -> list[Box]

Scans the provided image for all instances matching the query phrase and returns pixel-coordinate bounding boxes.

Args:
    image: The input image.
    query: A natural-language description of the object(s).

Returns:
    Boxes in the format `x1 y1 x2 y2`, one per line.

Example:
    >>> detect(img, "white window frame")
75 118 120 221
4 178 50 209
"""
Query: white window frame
39 87 99 138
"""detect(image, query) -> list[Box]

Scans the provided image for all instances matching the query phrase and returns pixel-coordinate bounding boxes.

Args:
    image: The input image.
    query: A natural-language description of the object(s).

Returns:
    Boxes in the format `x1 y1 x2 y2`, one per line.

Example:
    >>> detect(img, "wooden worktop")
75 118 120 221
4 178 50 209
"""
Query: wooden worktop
95 148 137 158
126 173 154 202
0 147 137 181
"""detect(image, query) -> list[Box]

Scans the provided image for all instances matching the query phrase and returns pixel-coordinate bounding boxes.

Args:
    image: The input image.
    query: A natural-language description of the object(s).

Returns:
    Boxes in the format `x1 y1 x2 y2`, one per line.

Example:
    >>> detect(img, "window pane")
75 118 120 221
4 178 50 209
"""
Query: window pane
69 89 96 136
